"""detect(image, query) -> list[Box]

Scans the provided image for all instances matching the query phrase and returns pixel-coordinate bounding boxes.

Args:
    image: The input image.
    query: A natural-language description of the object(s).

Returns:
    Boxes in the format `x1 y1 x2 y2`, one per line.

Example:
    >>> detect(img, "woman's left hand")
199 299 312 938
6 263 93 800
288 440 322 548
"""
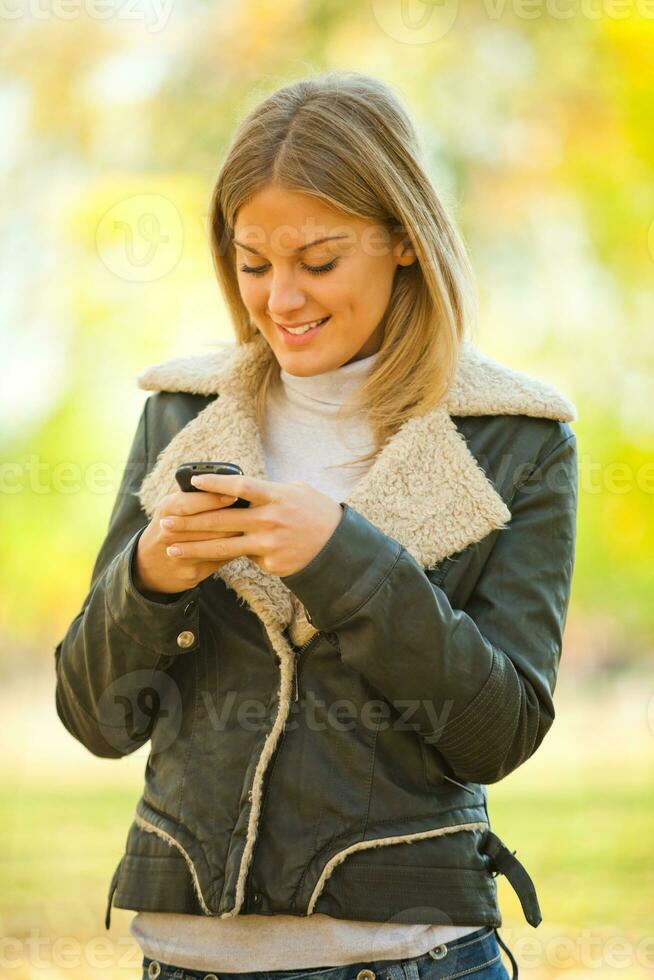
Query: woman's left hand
163 473 344 578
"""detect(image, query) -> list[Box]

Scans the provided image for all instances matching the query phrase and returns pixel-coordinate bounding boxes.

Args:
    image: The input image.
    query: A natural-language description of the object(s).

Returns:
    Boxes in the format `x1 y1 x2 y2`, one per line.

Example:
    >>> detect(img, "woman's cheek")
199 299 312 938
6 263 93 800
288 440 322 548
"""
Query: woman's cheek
238 277 262 313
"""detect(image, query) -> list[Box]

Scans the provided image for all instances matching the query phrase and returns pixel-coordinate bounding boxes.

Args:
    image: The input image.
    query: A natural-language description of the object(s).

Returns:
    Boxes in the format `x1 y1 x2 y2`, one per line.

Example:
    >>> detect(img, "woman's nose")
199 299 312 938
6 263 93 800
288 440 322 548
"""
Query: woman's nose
266 271 307 317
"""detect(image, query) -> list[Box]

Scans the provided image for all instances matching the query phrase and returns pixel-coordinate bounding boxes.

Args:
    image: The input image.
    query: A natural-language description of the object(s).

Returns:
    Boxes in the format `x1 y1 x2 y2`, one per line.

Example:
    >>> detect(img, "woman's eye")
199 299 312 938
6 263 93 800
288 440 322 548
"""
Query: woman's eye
239 259 339 277
302 259 338 275
239 264 268 277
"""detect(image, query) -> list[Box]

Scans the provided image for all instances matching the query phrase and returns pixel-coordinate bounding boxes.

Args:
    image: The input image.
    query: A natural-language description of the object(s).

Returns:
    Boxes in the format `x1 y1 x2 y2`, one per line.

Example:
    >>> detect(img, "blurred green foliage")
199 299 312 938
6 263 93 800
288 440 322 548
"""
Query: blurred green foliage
1 1 652 662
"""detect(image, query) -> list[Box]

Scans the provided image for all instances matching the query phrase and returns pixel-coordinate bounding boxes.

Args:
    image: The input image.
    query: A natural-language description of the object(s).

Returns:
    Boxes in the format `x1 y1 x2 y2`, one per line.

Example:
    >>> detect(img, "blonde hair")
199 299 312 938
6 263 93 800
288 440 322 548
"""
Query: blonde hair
208 70 478 471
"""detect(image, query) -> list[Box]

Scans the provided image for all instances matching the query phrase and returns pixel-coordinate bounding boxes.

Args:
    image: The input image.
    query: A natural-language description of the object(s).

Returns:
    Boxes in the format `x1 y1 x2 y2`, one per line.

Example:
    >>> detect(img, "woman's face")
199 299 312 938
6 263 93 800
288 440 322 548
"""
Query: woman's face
233 183 416 375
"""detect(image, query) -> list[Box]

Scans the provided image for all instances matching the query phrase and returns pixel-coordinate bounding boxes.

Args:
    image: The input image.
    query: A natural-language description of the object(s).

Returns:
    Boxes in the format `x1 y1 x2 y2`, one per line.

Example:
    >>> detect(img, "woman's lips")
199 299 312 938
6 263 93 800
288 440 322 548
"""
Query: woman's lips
276 316 331 345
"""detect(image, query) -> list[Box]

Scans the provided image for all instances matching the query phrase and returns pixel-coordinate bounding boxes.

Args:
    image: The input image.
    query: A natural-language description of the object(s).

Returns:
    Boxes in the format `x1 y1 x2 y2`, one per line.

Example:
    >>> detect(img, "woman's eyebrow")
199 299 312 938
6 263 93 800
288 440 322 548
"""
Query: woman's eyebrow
233 234 349 256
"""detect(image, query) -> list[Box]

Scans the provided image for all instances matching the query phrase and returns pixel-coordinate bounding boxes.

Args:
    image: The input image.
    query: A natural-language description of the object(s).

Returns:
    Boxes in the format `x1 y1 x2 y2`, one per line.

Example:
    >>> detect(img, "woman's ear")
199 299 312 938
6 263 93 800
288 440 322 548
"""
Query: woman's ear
396 235 417 267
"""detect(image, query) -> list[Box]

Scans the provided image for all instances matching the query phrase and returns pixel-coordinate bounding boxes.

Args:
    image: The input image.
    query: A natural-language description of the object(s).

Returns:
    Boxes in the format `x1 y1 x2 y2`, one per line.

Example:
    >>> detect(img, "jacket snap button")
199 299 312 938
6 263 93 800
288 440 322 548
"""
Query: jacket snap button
176 630 196 649
147 962 161 979
252 892 262 904
183 599 197 617
429 944 448 960
247 789 253 802
355 971 376 980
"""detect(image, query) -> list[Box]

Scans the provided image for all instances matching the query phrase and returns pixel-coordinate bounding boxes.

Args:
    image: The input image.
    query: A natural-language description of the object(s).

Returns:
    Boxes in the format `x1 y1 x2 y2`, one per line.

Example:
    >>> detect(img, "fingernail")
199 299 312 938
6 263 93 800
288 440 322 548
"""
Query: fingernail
161 517 175 528
167 545 182 556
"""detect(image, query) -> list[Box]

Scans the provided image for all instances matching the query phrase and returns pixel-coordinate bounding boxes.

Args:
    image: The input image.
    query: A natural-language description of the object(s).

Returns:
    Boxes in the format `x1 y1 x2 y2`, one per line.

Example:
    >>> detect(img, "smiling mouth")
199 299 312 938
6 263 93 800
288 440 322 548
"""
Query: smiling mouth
276 316 330 335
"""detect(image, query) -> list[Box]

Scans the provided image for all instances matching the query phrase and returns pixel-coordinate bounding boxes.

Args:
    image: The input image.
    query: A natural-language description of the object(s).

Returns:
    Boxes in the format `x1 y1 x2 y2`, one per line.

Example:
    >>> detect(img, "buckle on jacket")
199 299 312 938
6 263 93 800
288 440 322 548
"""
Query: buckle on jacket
482 829 542 928
105 857 124 931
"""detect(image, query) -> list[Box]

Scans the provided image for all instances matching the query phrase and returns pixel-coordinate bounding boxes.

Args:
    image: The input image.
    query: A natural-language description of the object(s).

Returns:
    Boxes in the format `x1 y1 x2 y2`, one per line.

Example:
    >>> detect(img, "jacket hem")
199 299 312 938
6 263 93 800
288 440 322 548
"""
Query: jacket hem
306 820 489 914
133 813 213 915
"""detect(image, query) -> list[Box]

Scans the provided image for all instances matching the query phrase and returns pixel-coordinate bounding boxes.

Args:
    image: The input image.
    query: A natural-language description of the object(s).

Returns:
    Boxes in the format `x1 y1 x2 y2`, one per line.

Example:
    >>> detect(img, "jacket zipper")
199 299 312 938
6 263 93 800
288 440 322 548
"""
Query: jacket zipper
442 774 477 794
293 632 320 702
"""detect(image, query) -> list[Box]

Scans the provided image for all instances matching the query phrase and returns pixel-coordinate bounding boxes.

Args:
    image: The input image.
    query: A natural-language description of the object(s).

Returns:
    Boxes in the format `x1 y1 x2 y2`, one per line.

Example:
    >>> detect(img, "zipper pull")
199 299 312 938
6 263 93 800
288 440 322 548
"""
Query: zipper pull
292 633 318 704
443 774 476 794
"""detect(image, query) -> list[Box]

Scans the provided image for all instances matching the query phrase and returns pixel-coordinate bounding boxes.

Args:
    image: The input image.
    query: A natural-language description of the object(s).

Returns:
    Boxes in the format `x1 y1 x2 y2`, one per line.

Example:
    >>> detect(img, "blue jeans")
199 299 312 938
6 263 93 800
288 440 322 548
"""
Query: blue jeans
141 926 519 980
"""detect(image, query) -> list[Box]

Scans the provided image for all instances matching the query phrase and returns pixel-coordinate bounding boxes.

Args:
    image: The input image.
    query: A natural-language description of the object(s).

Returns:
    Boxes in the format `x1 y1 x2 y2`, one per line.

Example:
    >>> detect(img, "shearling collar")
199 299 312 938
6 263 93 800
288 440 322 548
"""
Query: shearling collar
136 333 576 649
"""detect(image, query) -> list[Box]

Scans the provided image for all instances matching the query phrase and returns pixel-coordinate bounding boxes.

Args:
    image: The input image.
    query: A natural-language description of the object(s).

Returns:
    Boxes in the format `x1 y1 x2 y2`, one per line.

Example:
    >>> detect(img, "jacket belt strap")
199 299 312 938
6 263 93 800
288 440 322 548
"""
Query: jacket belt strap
482 830 542 927
105 857 123 931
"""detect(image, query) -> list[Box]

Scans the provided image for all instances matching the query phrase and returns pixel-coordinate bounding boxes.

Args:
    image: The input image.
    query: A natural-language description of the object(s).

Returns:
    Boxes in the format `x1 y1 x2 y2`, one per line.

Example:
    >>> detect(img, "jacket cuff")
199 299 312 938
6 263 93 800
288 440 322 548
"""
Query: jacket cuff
280 503 402 629
105 525 201 656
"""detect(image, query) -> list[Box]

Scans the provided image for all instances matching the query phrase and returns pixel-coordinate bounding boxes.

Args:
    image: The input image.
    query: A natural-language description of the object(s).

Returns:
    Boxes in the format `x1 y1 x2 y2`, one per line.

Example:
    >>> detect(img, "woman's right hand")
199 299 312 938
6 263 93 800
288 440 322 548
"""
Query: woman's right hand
133 488 243 597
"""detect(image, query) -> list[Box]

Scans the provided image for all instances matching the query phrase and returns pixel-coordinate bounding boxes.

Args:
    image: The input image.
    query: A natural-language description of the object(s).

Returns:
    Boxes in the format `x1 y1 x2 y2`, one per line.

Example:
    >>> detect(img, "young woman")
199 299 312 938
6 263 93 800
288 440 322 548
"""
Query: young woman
55 71 578 980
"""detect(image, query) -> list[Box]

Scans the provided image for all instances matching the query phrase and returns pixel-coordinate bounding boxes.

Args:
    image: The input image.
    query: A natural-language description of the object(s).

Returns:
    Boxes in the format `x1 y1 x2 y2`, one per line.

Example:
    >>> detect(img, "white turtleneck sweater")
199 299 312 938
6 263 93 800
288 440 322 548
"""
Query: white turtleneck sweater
130 350 483 972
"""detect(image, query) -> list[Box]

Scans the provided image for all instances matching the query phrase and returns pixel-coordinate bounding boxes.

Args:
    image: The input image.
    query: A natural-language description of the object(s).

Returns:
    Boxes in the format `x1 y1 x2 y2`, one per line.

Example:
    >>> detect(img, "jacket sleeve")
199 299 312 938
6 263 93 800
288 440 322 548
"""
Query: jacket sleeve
280 428 578 785
53 395 201 759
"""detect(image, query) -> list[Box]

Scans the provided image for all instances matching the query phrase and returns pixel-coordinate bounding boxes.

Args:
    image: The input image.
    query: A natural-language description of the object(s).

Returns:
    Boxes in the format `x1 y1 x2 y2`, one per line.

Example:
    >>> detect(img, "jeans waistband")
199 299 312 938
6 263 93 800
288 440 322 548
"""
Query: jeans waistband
393 926 518 979
142 925 519 980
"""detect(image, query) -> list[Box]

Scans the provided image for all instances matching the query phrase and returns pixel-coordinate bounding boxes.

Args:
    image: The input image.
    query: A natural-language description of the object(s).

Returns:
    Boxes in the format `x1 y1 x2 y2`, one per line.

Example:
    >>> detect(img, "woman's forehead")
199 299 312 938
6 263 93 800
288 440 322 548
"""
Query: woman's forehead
233 185 373 249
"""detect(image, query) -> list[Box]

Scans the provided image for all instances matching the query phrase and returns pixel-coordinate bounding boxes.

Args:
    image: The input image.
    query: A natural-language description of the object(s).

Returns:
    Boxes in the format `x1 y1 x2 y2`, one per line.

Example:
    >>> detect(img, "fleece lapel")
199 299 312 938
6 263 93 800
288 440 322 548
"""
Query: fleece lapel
136 333 576 648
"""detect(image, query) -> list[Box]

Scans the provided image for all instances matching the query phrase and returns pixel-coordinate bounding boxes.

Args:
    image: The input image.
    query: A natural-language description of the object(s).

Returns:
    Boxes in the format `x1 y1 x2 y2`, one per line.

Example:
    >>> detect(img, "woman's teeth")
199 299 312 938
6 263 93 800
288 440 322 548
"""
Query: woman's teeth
283 316 329 335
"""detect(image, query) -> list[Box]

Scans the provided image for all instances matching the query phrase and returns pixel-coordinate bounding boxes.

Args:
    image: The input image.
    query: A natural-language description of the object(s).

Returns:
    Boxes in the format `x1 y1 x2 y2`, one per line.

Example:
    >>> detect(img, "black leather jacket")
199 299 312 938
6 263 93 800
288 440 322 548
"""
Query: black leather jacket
53 336 578 933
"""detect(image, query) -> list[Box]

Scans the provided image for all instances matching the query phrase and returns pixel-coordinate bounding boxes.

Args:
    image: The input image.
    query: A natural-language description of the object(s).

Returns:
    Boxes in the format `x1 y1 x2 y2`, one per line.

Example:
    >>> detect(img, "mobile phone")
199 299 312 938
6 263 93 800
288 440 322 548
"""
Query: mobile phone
175 462 250 508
